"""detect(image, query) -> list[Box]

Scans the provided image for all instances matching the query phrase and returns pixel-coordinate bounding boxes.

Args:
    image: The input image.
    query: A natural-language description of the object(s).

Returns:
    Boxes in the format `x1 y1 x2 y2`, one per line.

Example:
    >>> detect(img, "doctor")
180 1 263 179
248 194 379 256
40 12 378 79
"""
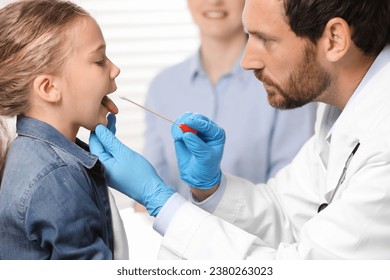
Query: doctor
90 0 390 259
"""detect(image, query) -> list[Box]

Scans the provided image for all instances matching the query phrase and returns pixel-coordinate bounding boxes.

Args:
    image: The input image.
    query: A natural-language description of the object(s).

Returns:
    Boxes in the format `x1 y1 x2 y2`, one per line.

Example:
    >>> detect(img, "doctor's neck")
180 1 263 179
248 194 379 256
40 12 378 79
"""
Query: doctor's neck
321 49 376 110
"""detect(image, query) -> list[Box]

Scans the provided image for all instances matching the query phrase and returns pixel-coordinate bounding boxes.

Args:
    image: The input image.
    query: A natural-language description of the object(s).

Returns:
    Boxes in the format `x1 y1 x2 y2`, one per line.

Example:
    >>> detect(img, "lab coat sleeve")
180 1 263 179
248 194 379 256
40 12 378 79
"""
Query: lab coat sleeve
157 137 324 259
212 135 322 249
158 198 277 259
157 172 303 260
159 133 390 259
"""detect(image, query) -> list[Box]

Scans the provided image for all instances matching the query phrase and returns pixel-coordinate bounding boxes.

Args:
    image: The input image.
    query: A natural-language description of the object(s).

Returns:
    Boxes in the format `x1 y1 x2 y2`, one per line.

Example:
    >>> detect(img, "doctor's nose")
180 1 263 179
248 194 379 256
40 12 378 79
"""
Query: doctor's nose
241 38 265 71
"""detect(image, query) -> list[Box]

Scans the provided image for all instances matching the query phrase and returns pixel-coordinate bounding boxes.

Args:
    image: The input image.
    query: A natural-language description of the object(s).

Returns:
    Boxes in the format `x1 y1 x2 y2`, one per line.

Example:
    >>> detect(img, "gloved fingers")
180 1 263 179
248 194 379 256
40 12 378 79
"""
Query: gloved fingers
172 112 225 147
94 124 130 159
182 132 211 158
188 113 211 123
89 131 106 156
174 138 191 161
90 126 117 165
172 112 193 140
174 113 207 133
89 113 116 153
106 113 117 135
185 115 225 143
173 112 193 125
171 122 184 141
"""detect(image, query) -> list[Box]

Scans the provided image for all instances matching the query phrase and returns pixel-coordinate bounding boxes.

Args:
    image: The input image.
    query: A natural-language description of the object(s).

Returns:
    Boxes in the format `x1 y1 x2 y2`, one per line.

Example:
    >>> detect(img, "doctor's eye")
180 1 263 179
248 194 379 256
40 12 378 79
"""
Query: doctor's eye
259 36 273 47
249 33 274 49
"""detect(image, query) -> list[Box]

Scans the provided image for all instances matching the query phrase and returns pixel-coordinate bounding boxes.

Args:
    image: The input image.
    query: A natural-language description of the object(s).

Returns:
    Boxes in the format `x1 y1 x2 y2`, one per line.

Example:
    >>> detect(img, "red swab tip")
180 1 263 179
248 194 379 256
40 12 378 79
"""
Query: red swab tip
180 123 197 134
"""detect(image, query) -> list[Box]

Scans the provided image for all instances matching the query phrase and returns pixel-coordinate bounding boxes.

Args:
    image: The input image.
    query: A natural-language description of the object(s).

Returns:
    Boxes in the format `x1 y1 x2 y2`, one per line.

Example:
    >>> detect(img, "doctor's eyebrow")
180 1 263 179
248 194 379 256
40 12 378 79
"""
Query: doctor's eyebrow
244 28 277 41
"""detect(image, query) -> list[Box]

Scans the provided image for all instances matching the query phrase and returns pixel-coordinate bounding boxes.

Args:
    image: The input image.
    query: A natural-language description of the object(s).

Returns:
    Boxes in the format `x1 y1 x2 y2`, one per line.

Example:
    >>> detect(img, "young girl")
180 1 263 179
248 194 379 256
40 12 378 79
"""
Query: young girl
0 0 127 259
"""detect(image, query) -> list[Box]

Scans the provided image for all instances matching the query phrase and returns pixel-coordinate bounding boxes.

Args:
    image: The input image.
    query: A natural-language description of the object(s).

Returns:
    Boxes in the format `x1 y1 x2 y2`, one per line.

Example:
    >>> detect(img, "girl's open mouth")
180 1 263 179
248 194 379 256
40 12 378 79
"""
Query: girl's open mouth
101 95 119 114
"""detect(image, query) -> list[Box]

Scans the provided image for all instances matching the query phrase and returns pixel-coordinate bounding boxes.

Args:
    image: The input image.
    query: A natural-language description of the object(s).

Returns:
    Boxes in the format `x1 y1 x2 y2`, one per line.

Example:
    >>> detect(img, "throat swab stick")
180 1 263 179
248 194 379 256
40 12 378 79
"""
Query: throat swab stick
119 96 197 134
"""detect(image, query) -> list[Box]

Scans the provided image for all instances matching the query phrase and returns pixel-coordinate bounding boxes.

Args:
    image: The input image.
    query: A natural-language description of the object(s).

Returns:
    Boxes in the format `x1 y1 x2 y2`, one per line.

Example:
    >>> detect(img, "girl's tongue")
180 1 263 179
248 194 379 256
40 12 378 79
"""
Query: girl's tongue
101 96 118 114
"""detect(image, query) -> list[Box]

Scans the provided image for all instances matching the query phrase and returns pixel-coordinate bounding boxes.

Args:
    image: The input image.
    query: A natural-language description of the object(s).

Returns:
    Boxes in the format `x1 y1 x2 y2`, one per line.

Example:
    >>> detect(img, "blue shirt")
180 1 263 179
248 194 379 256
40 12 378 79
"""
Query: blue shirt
0 117 113 259
143 51 317 198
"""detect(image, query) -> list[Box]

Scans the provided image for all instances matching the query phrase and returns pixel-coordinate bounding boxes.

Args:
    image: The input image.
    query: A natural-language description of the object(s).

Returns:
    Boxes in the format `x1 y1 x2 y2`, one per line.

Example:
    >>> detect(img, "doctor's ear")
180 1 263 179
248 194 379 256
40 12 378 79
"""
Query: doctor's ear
321 17 352 62
32 75 61 103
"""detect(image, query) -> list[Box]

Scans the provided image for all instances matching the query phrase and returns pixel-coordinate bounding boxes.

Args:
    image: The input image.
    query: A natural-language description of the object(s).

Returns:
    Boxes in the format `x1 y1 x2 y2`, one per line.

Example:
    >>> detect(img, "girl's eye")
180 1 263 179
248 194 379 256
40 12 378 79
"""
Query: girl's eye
96 58 106 66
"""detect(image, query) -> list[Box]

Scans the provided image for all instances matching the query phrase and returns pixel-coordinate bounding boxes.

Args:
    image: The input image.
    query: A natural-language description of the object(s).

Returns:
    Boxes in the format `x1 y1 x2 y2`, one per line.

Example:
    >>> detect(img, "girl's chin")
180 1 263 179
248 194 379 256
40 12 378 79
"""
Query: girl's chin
97 115 108 126
87 116 108 132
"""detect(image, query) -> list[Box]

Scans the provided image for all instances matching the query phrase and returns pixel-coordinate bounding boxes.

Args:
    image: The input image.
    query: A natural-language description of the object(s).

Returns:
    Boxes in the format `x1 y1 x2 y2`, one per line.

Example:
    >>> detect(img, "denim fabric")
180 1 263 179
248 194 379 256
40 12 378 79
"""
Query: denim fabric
0 116 113 259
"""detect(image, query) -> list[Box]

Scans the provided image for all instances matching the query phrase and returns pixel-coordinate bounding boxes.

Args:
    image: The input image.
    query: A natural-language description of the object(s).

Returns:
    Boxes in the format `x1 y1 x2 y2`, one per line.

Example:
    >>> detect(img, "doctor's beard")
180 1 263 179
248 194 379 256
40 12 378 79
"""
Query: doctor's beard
254 44 332 110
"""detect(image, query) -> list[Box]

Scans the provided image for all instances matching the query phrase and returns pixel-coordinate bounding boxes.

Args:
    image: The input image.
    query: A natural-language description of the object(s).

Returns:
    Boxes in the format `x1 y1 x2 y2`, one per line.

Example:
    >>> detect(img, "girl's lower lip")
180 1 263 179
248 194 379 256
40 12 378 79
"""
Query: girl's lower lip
101 96 119 114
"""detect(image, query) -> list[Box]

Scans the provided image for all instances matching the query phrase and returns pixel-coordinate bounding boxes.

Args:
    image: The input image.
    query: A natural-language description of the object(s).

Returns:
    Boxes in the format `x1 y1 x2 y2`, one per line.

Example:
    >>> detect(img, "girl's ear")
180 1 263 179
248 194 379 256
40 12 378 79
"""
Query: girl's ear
32 75 61 103
321 17 352 62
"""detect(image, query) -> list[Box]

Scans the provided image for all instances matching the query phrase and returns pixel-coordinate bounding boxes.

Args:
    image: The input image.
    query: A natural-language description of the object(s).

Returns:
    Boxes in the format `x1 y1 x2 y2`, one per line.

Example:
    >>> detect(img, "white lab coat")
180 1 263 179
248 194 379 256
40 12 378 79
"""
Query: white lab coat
157 45 390 259
108 190 129 260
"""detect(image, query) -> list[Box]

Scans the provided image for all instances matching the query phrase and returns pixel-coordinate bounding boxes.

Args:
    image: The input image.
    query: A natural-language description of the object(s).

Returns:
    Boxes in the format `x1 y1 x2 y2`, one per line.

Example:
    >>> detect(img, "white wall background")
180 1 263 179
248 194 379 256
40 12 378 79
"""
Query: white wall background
1 0 199 209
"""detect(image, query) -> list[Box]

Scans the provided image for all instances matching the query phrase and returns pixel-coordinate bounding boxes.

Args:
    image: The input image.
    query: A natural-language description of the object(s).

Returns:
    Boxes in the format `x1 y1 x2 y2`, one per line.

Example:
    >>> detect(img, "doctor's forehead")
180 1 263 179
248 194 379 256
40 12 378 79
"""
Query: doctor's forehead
242 0 288 36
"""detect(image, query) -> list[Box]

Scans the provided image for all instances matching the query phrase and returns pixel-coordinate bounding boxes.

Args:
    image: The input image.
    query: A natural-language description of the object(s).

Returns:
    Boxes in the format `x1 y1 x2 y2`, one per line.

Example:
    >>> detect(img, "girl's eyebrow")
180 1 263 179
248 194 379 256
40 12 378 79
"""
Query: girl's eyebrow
89 44 106 54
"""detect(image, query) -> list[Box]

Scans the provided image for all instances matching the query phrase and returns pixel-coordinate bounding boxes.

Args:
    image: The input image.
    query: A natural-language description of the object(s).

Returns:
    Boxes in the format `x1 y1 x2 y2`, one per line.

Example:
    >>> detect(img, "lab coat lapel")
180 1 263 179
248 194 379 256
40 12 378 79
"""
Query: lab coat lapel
323 45 390 200
322 94 359 198
324 120 359 200
314 104 356 197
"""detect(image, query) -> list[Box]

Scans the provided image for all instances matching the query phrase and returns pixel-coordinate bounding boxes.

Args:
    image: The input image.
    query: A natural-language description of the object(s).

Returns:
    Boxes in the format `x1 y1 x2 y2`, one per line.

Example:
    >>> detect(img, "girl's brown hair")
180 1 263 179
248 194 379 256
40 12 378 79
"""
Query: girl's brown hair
0 0 88 177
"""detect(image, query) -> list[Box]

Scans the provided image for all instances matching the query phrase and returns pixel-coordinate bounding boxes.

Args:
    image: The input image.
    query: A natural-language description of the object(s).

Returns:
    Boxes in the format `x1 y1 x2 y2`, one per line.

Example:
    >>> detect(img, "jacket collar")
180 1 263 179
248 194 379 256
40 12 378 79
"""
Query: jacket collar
16 116 98 169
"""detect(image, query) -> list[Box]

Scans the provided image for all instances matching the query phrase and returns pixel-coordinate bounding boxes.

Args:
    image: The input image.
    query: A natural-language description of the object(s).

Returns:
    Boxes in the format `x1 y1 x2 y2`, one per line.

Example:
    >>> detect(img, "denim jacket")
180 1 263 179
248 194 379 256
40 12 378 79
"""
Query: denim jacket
0 116 114 259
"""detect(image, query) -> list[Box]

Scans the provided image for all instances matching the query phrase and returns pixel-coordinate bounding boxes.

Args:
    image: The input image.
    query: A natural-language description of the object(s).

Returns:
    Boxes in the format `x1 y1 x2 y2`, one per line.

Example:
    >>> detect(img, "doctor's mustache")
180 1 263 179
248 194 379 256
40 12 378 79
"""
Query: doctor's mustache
254 69 273 86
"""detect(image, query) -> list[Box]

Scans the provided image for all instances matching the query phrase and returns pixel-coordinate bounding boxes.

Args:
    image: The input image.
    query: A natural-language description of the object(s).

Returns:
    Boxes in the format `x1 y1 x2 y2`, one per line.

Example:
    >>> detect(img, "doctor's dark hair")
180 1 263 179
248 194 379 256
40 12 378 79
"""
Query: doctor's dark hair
282 0 390 56
0 0 89 177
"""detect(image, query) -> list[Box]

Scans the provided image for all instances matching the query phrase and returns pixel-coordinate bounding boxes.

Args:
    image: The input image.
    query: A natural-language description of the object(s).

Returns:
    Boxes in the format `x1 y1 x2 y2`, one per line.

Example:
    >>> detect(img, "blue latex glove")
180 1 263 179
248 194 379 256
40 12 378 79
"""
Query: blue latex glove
105 113 117 135
89 115 175 217
172 112 225 189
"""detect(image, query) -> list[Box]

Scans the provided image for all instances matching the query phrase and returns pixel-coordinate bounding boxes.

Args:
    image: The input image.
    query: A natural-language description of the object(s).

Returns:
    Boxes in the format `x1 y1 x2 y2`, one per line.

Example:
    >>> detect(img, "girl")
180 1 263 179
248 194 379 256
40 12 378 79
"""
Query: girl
0 0 127 259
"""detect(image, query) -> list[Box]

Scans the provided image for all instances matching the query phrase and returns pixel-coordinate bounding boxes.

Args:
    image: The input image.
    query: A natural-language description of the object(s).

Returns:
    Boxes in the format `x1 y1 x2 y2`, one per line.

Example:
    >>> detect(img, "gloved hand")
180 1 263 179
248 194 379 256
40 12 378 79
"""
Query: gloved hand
172 112 225 189
89 115 175 217
105 113 117 135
